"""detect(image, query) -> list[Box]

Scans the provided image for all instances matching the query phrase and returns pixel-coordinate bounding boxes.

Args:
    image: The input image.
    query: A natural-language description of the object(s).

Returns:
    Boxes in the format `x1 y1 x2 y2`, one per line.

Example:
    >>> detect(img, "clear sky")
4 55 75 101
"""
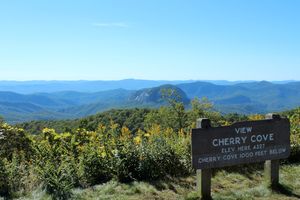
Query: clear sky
0 0 299 81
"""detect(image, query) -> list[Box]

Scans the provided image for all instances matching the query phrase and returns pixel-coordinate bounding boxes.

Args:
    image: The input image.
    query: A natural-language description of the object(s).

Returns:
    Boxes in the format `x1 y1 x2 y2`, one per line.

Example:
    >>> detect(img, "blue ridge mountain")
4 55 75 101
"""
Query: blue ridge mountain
129 84 190 105
0 81 299 123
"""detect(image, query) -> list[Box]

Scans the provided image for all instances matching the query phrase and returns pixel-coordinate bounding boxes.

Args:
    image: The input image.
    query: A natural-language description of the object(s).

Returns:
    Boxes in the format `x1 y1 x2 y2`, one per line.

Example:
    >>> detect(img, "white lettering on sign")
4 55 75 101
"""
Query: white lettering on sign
270 148 286 155
250 133 274 143
192 118 290 169
223 154 238 160
212 136 247 147
213 133 274 147
235 127 252 134
239 152 254 158
198 156 221 163
221 147 235 153
237 145 251 151
254 150 267 156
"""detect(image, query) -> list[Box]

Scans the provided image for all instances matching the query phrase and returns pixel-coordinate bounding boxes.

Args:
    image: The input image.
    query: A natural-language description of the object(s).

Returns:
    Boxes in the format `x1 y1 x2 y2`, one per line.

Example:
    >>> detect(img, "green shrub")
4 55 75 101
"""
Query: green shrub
33 132 77 199
288 109 300 162
137 136 188 181
115 143 140 183
0 159 9 197
77 145 113 187
5 153 27 197
0 124 32 161
138 143 163 181
0 153 37 198
36 155 76 200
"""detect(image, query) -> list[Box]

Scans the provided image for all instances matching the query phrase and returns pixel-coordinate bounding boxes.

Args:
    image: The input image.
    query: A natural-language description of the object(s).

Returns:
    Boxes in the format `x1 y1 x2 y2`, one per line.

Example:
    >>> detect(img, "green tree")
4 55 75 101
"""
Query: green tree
144 88 188 132
187 97 222 127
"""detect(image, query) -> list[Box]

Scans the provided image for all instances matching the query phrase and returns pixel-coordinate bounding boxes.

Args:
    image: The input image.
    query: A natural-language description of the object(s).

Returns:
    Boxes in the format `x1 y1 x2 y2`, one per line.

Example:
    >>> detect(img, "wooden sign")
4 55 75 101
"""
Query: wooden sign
192 117 290 169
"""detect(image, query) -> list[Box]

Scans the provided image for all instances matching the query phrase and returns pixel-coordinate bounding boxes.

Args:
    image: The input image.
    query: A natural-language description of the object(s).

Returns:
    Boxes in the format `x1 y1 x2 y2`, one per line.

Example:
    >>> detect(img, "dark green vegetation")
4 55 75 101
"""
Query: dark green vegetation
0 95 299 199
19 108 151 135
0 81 300 123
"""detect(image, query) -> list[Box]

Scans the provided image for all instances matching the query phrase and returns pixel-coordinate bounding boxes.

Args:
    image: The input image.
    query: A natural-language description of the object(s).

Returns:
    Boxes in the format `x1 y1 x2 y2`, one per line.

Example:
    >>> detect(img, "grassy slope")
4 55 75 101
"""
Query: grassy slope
14 164 300 200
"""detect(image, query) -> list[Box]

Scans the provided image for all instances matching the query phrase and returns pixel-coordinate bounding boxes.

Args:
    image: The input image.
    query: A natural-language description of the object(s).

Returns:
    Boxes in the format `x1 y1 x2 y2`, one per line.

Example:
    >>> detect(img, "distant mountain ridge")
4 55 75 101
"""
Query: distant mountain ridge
177 81 300 114
0 79 297 94
0 81 299 123
0 79 192 94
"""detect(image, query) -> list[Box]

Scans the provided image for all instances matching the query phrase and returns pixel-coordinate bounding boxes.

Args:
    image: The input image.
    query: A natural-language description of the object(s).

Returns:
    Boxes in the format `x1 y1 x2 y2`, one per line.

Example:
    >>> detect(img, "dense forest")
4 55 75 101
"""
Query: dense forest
0 97 299 199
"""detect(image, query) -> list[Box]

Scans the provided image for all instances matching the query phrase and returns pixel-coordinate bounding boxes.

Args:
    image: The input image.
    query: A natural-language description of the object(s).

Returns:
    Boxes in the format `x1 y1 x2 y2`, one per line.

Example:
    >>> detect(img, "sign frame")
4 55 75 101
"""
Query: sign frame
192 116 290 169
192 114 291 199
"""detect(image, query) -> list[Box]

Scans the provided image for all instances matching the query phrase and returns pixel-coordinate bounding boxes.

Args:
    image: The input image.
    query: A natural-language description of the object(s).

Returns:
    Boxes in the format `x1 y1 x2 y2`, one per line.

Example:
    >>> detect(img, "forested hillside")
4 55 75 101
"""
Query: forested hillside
0 81 300 123
178 81 300 113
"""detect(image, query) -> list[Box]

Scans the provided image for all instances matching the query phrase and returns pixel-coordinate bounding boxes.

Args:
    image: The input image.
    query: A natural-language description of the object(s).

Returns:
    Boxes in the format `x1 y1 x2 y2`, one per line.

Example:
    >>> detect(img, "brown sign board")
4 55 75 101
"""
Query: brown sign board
192 118 290 169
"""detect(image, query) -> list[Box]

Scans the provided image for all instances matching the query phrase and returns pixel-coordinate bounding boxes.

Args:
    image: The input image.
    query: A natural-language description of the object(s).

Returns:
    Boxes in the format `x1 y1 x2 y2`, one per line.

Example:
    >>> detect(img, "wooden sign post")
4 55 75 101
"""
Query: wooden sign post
192 114 290 199
264 113 281 189
196 118 212 199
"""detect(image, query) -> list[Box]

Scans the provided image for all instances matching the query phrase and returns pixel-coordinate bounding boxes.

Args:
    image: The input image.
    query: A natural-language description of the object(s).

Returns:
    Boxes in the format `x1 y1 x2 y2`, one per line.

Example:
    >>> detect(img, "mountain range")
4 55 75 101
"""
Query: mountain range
0 80 299 123
0 80 297 94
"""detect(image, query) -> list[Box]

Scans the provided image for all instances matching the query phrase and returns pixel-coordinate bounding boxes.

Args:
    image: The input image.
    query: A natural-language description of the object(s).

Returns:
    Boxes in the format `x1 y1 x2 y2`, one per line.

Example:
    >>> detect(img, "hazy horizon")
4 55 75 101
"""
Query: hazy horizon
0 79 299 82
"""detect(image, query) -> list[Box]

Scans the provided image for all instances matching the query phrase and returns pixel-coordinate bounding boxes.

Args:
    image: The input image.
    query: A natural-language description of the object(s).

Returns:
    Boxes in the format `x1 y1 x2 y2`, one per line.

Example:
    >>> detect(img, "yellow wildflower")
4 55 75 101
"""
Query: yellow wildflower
54 135 61 140
101 152 106 158
164 127 173 137
178 129 185 137
148 124 161 136
133 136 142 145
144 133 150 138
121 126 131 139
97 124 106 131
137 129 145 136
248 114 264 121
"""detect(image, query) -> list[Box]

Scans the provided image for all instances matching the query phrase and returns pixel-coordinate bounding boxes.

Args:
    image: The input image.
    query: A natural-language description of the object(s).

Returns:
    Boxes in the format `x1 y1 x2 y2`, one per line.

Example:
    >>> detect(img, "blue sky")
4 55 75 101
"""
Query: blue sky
0 0 299 81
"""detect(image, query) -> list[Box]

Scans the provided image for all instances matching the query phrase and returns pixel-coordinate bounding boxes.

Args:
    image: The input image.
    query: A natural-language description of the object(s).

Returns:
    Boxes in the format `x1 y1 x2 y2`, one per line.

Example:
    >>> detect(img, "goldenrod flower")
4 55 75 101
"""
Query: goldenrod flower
121 126 131 139
144 133 150 138
101 152 106 158
133 136 142 145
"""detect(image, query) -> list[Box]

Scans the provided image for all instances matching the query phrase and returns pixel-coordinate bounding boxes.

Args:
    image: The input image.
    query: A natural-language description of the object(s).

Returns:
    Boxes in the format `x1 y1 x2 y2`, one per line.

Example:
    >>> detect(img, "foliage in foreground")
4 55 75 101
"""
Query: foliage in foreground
0 117 193 199
8 164 300 200
0 98 299 199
